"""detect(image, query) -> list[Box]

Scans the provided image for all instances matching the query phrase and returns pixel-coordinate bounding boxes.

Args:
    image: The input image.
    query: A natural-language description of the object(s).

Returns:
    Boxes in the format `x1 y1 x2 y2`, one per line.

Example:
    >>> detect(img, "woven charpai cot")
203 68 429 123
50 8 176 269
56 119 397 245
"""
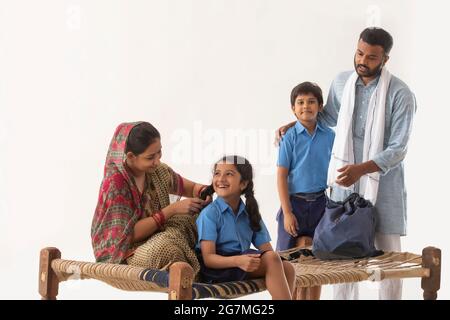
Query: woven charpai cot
46 245 438 300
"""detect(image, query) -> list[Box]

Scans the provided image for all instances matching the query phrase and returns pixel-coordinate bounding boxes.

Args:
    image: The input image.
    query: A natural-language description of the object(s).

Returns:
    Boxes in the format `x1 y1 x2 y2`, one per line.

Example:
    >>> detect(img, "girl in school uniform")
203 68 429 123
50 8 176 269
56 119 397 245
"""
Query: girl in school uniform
196 155 295 300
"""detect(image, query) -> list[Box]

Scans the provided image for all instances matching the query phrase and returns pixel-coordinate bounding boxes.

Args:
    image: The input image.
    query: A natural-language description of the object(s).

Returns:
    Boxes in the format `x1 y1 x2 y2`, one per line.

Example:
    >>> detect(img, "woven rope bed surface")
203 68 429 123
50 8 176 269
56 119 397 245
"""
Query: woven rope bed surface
278 247 425 289
51 259 266 299
50 247 427 299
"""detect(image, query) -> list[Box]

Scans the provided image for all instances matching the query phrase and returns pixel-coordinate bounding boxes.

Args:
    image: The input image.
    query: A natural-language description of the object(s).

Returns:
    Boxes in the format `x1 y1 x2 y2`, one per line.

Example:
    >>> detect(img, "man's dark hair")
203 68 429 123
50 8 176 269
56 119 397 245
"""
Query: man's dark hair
290 82 323 107
359 27 393 55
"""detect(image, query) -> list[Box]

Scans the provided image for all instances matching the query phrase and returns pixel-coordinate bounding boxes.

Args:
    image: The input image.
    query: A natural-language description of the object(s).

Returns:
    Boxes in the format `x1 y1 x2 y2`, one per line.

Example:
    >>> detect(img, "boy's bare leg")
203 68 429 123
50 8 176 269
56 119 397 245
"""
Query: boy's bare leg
293 236 321 300
249 251 292 300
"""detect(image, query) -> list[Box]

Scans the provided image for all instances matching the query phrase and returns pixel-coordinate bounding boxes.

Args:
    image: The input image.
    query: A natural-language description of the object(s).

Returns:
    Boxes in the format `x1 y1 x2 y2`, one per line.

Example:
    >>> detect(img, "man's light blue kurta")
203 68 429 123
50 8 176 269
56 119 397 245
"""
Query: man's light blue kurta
321 70 416 235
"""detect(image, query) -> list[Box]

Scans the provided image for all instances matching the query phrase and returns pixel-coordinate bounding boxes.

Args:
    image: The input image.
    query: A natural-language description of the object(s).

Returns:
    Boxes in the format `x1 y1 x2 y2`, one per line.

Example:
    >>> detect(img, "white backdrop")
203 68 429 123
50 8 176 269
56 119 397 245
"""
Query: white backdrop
1 0 449 300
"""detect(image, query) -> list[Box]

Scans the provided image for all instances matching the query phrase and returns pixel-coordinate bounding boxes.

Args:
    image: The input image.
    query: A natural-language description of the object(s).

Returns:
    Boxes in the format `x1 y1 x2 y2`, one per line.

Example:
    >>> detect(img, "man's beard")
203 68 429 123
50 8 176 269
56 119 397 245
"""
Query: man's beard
354 59 383 78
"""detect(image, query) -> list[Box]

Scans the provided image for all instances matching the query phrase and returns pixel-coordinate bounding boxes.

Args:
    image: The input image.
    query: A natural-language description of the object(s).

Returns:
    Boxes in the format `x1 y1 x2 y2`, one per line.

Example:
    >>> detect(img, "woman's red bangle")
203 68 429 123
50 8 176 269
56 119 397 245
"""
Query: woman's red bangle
152 216 162 229
152 211 165 229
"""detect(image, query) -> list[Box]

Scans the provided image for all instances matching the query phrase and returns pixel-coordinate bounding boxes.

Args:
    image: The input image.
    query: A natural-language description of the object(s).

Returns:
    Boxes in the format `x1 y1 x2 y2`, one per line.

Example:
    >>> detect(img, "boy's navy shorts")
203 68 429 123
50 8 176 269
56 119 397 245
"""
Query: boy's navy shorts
276 193 326 251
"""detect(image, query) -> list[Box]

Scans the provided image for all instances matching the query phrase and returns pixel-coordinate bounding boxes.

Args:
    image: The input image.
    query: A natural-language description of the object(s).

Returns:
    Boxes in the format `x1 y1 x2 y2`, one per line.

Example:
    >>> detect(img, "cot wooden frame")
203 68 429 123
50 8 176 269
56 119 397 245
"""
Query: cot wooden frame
38 246 441 300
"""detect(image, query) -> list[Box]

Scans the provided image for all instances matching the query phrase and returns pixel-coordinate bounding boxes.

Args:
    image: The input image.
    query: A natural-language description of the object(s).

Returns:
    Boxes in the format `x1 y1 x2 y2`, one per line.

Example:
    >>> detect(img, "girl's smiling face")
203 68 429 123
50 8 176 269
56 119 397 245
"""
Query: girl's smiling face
213 162 248 199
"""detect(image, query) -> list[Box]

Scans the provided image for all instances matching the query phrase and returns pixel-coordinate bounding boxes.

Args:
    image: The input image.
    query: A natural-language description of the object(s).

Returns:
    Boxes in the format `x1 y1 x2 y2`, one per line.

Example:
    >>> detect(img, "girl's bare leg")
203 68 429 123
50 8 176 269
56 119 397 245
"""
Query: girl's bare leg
249 251 292 300
282 260 296 295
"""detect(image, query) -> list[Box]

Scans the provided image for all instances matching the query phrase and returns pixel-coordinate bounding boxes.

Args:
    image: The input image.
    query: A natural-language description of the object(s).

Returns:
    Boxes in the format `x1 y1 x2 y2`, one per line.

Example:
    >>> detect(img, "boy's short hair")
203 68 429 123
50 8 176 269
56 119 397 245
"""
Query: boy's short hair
290 82 323 107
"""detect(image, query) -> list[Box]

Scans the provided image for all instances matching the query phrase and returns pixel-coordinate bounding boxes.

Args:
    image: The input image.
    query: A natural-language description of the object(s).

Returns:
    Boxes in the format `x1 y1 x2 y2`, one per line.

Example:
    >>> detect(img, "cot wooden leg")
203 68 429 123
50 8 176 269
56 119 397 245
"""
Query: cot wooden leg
168 262 194 300
421 246 441 300
39 247 61 300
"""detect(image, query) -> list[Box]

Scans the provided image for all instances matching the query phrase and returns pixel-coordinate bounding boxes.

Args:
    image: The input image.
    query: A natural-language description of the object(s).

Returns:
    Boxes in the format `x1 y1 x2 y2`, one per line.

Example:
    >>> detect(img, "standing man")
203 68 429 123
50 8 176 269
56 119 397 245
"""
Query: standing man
276 27 416 299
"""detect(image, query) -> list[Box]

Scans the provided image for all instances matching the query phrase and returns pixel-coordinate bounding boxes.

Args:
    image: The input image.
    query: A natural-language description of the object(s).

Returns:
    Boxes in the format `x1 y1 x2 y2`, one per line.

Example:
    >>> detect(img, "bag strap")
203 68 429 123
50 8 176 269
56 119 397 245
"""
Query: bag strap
342 192 360 204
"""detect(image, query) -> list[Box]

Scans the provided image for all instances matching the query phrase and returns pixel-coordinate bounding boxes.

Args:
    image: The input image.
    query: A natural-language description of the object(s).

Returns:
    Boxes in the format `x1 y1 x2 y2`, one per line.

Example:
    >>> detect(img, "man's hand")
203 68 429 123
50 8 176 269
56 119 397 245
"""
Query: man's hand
274 121 296 146
335 161 381 187
335 164 365 187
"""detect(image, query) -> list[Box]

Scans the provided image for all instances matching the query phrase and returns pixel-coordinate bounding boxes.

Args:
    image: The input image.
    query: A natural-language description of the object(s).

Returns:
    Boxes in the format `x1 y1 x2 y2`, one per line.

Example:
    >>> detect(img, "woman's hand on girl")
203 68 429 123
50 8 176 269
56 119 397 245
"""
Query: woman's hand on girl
235 254 261 272
203 195 212 206
170 198 208 216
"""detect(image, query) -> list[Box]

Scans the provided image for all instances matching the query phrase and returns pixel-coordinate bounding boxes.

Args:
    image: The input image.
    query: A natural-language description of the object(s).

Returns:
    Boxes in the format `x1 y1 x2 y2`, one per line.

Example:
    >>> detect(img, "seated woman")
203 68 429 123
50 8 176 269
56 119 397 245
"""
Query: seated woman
91 122 211 279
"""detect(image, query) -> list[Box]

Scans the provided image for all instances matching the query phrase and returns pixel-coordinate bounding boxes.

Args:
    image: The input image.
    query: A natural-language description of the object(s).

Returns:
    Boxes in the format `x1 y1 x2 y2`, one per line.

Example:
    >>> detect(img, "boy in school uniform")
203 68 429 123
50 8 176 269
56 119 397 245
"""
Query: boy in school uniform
276 82 335 300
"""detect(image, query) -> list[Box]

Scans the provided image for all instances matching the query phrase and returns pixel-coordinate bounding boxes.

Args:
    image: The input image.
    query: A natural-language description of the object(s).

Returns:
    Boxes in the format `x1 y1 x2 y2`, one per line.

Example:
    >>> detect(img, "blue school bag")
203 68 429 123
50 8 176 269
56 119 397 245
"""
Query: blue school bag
312 193 383 260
